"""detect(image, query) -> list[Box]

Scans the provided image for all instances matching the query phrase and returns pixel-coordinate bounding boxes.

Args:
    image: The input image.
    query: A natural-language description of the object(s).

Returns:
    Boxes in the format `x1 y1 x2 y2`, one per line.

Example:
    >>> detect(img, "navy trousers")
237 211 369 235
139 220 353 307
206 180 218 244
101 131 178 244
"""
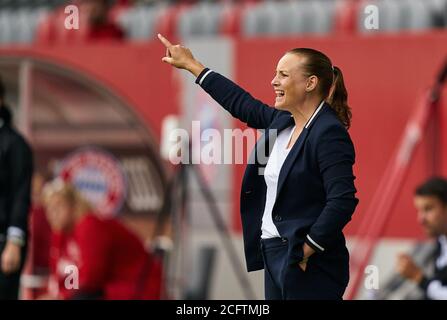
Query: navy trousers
0 240 27 300
260 237 345 300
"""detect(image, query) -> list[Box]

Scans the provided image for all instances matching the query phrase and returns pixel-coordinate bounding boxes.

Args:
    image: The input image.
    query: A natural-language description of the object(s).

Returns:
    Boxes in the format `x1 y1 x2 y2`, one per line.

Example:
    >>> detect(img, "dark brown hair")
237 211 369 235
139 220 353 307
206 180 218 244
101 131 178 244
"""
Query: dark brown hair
415 177 447 206
287 48 352 129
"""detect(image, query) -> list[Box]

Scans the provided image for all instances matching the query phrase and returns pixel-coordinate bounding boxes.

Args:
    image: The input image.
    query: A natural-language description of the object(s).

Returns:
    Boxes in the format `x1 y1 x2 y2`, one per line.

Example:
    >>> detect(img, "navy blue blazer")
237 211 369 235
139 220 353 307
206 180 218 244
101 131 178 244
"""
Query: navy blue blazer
196 68 359 287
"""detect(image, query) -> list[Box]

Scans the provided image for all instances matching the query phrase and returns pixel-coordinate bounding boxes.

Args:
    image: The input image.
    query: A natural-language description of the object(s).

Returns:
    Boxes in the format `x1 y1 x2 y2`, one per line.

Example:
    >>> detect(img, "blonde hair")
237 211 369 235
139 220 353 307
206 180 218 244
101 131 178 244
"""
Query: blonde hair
43 179 92 218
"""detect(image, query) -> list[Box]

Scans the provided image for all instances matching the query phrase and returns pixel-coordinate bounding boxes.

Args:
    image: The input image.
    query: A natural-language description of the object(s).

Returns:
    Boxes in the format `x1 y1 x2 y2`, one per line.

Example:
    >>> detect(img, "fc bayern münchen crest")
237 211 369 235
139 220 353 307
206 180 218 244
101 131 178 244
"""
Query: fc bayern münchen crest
59 147 127 217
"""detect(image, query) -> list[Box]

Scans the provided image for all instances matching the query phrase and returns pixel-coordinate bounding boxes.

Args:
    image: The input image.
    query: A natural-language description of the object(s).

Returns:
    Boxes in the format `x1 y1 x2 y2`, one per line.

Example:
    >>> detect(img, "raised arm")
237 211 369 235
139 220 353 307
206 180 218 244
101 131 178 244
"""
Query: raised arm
157 34 279 129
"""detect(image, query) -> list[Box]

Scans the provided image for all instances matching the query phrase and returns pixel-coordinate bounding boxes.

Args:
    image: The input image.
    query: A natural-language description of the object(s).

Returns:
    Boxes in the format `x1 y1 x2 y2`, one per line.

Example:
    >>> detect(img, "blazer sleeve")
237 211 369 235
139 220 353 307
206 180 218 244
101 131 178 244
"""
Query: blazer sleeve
195 68 279 129
305 124 359 253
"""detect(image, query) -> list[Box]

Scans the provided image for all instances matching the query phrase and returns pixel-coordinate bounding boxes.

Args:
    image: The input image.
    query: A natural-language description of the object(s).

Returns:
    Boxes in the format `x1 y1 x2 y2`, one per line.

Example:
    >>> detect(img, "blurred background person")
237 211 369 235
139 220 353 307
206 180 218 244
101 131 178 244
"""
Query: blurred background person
80 0 125 41
21 172 53 299
0 75 34 300
41 179 162 300
396 177 447 300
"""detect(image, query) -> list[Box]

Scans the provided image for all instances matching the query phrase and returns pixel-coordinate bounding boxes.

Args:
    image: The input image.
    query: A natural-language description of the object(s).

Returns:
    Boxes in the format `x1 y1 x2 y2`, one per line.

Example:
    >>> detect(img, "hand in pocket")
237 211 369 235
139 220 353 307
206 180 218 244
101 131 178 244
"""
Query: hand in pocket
298 261 308 272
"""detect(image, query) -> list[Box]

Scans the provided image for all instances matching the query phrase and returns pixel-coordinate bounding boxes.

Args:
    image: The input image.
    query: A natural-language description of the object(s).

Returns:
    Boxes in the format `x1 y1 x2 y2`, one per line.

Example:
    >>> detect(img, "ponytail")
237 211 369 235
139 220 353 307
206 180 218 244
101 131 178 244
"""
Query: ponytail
327 66 352 129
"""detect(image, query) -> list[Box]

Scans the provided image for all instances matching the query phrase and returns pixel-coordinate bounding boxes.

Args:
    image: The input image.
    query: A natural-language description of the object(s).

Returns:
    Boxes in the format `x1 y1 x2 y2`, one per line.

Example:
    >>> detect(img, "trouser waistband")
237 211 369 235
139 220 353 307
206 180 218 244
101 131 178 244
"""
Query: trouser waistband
260 237 288 249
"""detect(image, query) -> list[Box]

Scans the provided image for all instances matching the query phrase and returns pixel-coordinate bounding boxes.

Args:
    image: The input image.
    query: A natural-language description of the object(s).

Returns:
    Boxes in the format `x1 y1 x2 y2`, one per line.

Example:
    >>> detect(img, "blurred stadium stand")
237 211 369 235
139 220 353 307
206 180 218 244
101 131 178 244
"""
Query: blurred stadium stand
0 0 446 44
357 0 443 33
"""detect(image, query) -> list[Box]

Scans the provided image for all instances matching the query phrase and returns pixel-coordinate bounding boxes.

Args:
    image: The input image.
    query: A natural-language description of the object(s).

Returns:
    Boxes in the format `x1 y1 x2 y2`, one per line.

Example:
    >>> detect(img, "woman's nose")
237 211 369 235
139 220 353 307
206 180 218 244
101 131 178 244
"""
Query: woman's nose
271 77 278 86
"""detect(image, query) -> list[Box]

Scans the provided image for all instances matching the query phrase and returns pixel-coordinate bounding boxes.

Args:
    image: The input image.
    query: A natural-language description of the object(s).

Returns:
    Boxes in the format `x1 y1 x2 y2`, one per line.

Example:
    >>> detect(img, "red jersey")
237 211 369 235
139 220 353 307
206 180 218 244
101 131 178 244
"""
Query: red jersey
49 214 162 300
29 204 52 273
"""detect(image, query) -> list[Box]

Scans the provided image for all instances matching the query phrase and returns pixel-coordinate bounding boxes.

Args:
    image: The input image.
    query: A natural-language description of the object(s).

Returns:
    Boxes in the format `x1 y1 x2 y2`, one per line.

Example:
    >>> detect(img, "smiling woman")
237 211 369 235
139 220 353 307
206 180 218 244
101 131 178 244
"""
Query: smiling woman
272 48 351 130
157 33 358 300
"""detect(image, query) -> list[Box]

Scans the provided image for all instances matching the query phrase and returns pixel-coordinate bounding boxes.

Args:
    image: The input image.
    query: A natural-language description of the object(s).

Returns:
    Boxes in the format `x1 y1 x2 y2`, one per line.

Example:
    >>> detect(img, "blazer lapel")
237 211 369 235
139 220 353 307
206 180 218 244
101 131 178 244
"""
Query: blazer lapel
276 103 327 198
276 127 308 198
250 113 295 167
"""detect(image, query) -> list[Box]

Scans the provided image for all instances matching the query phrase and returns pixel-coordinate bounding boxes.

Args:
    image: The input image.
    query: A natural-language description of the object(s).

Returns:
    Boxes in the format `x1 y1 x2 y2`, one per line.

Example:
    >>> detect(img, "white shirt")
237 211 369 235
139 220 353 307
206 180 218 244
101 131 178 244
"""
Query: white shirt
261 125 295 239
259 100 325 240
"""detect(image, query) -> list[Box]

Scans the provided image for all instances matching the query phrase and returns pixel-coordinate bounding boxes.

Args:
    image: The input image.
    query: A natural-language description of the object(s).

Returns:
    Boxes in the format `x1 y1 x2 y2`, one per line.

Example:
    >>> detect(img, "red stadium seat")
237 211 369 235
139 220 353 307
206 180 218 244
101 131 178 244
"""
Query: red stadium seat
333 0 361 35
154 3 192 40
219 2 253 38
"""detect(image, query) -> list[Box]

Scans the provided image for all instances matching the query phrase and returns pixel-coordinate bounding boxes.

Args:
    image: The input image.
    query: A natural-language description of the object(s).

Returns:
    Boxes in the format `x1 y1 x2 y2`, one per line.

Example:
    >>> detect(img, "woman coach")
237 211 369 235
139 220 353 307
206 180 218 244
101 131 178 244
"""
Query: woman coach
158 34 359 300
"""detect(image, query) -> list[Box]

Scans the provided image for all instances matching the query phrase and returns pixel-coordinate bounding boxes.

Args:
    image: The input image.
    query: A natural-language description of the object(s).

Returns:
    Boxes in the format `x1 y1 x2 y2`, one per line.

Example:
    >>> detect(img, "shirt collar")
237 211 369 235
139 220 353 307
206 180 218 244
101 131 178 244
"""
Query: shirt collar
305 100 325 129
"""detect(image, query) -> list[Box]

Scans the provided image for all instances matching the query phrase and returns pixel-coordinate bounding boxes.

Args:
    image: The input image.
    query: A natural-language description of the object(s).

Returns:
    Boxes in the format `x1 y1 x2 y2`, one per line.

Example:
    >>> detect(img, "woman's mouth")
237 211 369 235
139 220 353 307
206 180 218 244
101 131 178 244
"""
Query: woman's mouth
275 90 285 102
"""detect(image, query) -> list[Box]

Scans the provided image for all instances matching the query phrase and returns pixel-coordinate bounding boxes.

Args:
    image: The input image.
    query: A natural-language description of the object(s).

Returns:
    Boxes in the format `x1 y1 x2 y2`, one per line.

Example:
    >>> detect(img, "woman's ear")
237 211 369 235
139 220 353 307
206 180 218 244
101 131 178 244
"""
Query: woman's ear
306 75 318 92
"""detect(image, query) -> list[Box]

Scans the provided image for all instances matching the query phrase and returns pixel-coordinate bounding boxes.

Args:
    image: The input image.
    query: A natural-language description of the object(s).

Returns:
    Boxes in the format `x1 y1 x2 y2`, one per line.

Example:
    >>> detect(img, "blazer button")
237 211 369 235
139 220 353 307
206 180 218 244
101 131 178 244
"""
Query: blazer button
274 215 282 222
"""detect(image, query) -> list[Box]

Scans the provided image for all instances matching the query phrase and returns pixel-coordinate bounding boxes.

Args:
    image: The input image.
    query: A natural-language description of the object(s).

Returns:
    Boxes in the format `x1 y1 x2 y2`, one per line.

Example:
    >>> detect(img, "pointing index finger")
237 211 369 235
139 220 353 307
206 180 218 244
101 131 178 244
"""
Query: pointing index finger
158 33 172 48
